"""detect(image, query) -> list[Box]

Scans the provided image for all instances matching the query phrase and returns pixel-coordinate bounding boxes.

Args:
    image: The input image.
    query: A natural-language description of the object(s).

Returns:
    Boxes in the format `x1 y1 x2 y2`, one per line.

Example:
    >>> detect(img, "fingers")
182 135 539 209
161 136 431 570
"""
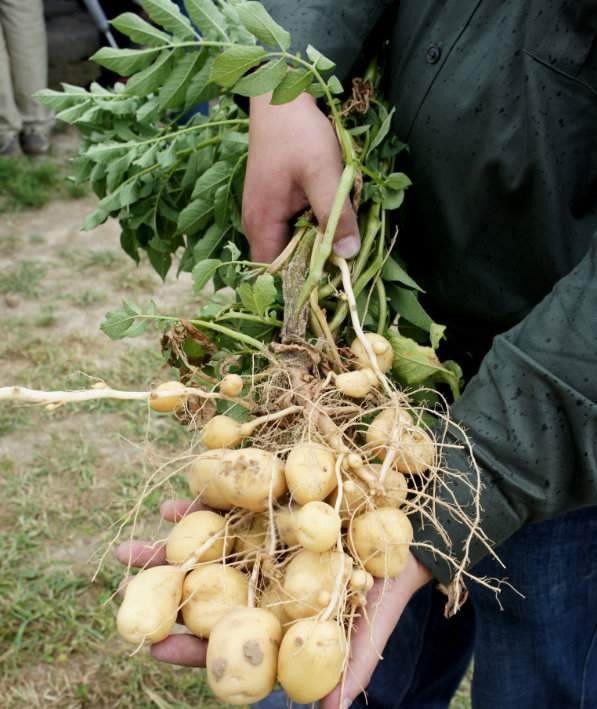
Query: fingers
115 540 167 569
160 498 206 522
301 158 360 260
150 634 208 667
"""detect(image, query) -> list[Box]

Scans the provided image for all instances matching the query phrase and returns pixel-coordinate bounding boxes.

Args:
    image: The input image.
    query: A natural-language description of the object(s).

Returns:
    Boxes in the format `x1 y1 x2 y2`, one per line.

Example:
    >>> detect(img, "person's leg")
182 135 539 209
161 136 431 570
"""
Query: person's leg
468 506 597 709
0 0 50 151
0 11 20 152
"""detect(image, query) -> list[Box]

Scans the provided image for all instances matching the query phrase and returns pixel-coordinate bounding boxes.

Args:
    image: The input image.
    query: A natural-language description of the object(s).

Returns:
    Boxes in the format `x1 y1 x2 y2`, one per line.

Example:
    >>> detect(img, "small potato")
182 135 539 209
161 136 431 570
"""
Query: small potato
278 619 346 703
117 565 184 645
370 465 409 508
202 415 247 449
283 549 353 620
285 443 337 505
219 373 244 397
181 564 248 638
216 448 287 512
349 569 374 592
335 368 377 398
350 333 394 373
235 514 269 557
259 583 291 627
188 450 234 510
166 510 229 565
327 478 370 527
149 381 187 413
350 507 413 577
275 505 300 547
296 501 341 552
206 608 282 705
366 408 434 474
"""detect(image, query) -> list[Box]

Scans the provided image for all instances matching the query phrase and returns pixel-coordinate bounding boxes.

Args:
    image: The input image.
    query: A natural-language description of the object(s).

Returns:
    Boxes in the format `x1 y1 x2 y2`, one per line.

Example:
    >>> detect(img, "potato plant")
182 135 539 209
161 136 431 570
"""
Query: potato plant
0 0 502 705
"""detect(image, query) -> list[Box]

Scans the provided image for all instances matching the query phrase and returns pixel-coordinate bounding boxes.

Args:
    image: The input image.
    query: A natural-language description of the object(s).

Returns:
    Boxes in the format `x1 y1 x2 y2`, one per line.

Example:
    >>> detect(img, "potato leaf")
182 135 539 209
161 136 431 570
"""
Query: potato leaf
158 51 204 109
306 45 335 71
91 47 162 76
140 0 195 40
192 258 221 291
236 2 291 50
184 0 229 39
233 58 287 97
110 12 171 46
211 46 268 88
382 256 424 292
239 274 277 316
127 51 175 96
271 69 312 104
101 298 157 339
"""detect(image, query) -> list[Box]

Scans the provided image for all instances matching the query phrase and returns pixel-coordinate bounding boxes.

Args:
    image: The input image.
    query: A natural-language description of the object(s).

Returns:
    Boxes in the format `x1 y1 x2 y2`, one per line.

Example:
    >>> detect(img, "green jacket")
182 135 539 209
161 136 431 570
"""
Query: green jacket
263 0 597 582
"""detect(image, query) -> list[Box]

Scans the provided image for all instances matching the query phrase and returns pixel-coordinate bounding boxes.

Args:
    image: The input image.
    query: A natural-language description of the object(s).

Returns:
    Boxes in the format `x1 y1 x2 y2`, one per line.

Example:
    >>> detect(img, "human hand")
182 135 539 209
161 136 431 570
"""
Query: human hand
115 498 208 667
242 92 360 262
322 553 432 709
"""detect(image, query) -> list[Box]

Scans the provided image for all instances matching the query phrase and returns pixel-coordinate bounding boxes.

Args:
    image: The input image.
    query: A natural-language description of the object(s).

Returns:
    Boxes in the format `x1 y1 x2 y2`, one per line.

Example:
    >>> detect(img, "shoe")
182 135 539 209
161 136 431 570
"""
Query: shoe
20 128 49 155
0 133 21 156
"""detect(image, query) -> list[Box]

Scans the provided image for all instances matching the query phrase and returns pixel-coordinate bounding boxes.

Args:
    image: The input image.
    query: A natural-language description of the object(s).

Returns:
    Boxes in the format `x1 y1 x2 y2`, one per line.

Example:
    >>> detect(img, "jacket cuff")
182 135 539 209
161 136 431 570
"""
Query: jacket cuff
410 429 525 584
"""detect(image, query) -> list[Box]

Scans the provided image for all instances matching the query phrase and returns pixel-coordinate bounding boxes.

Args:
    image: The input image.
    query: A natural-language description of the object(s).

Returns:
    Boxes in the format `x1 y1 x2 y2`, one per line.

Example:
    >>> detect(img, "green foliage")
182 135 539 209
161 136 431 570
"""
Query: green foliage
39 0 461 395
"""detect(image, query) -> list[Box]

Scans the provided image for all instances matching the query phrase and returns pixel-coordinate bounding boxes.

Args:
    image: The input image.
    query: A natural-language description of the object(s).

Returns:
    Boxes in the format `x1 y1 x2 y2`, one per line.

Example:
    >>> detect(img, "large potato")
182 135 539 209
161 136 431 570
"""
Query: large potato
285 443 337 505
366 408 435 474
278 619 346 703
206 608 282 705
117 565 184 645
350 507 413 577
216 448 287 512
165 510 229 565
283 549 353 620
181 564 248 638
187 450 234 510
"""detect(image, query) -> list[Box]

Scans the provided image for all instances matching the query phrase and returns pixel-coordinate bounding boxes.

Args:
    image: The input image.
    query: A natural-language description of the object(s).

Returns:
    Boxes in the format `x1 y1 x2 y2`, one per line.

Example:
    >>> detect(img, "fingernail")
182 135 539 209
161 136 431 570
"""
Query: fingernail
342 699 352 709
333 235 360 259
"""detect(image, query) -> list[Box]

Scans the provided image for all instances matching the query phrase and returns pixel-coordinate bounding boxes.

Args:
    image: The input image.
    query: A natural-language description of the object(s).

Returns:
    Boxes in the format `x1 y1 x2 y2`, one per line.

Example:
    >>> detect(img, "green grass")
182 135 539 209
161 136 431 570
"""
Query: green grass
0 156 61 212
0 260 47 298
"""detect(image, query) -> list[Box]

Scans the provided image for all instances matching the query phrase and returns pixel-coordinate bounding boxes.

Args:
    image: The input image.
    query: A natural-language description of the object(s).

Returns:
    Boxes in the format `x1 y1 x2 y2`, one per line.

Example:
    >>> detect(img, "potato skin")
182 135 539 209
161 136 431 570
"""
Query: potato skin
366 409 434 474
278 619 346 703
296 501 341 552
283 550 353 620
149 381 187 413
206 608 282 705
350 507 413 577
181 564 248 638
117 565 184 645
202 415 244 449
187 450 234 510
216 448 286 512
165 510 228 565
350 333 394 373
275 505 300 547
285 444 337 505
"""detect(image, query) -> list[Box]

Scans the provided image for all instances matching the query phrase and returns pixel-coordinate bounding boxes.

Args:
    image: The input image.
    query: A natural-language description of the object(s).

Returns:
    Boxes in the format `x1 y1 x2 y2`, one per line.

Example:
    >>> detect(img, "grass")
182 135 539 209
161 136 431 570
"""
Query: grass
0 260 47 298
0 156 61 213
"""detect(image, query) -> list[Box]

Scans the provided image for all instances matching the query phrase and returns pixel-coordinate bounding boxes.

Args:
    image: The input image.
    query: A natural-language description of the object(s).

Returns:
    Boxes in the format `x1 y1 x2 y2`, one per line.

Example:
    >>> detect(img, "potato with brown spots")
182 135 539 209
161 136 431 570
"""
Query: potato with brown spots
215 448 287 512
278 619 346 703
206 608 282 704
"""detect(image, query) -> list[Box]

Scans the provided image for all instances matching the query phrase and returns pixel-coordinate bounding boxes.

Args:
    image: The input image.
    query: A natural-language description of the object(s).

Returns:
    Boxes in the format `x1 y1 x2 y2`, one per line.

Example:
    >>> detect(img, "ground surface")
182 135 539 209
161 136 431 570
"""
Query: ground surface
0 129 472 708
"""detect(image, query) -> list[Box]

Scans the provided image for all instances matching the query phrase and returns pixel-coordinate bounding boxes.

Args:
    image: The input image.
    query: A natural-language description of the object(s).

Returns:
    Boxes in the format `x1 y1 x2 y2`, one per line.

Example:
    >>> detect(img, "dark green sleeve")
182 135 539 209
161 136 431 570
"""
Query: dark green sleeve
412 234 597 583
263 1 394 80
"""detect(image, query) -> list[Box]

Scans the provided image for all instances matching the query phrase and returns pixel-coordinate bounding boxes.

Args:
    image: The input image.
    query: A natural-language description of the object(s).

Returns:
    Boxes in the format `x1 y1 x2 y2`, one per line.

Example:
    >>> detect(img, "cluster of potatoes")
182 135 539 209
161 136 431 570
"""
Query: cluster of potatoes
119 334 435 705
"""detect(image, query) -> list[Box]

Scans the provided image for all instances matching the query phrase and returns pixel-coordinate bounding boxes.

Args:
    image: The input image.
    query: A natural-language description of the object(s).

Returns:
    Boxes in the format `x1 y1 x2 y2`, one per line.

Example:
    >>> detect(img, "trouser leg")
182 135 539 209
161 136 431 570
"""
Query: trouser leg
0 0 49 132
0 16 20 137
468 506 597 709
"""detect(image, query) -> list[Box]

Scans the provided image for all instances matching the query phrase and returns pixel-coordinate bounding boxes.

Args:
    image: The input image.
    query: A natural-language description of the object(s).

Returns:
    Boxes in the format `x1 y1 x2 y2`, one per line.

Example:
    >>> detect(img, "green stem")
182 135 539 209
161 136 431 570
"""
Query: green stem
375 278 387 335
136 314 268 353
297 164 356 309
215 312 283 327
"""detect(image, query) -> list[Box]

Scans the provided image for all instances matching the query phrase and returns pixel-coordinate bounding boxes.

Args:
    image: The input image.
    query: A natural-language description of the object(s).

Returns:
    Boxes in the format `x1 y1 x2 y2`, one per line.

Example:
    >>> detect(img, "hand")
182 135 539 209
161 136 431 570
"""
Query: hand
242 92 360 262
115 499 208 667
322 553 432 709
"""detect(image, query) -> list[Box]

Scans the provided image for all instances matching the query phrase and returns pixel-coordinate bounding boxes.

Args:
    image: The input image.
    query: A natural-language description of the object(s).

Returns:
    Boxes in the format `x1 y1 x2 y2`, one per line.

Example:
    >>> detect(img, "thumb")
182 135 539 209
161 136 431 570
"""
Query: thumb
302 161 360 259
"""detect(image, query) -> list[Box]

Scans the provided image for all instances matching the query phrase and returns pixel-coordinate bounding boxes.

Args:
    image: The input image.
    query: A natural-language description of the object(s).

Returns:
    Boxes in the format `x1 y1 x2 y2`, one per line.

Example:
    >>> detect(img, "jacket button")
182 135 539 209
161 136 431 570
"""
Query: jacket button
426 44 441 64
